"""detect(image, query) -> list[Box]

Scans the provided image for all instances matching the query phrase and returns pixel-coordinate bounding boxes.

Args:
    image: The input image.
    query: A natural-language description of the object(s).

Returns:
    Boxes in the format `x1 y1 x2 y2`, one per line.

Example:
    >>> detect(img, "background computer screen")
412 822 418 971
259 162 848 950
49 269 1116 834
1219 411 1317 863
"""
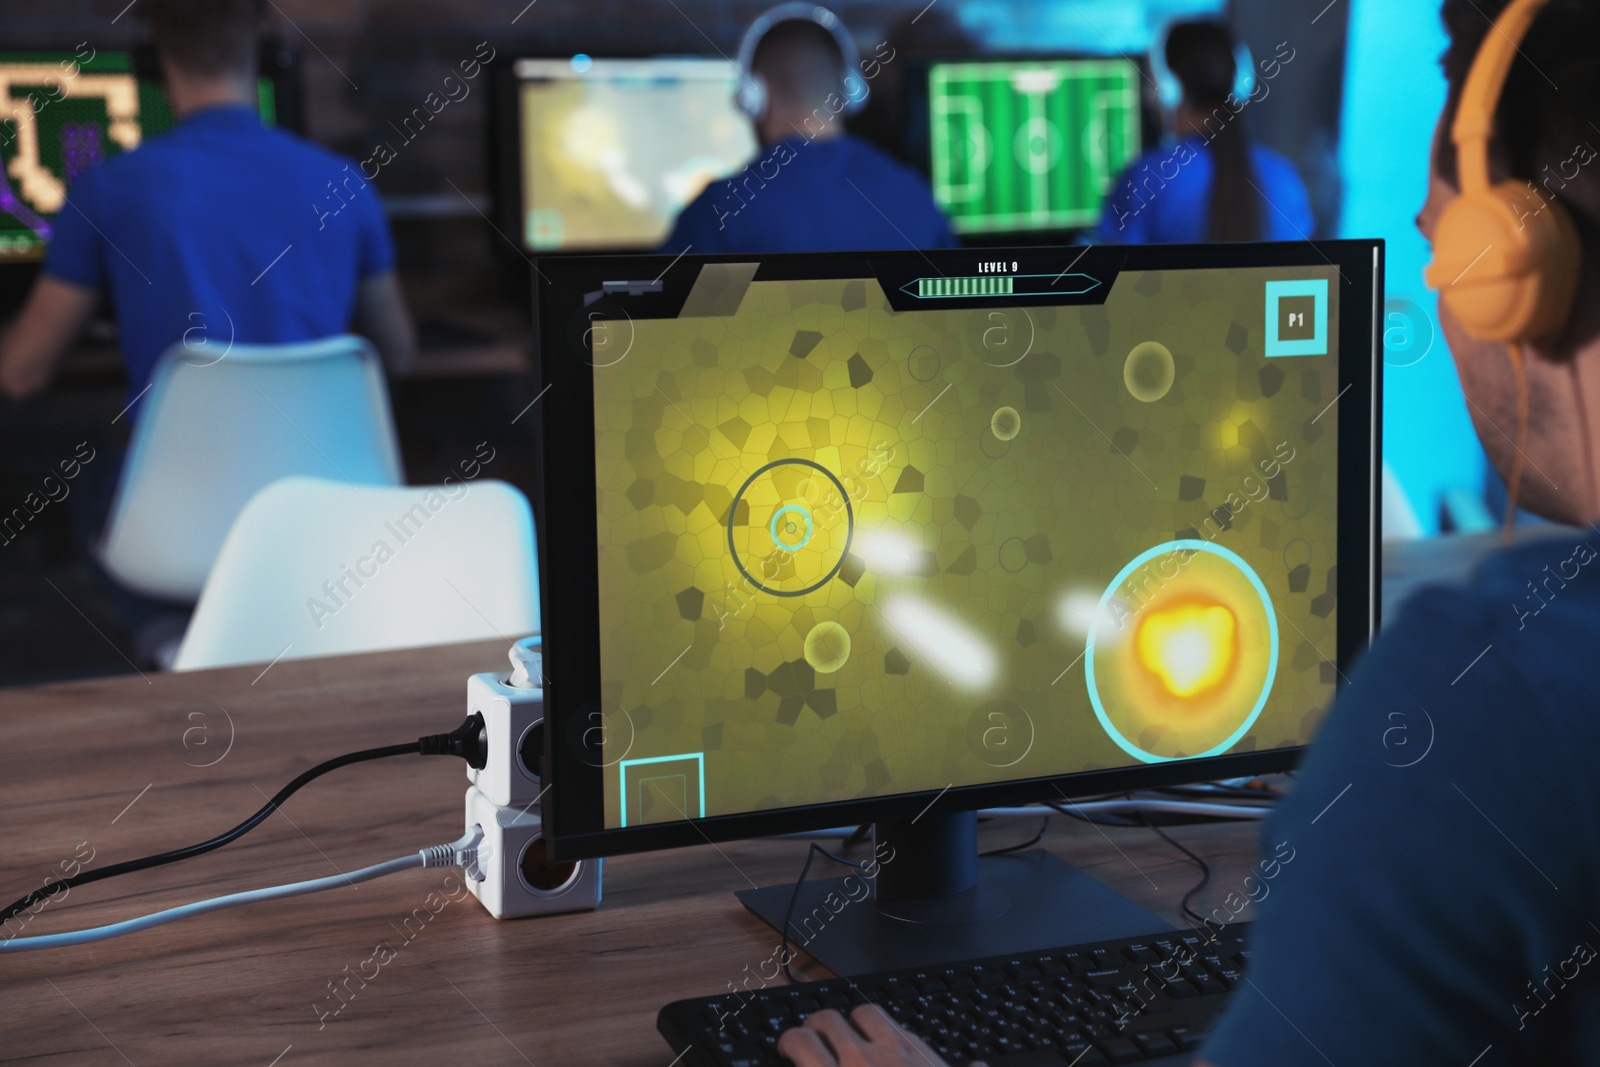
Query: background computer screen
540 244 1377 853
925 57 1144 236
512 57 757 252
0 50 280 262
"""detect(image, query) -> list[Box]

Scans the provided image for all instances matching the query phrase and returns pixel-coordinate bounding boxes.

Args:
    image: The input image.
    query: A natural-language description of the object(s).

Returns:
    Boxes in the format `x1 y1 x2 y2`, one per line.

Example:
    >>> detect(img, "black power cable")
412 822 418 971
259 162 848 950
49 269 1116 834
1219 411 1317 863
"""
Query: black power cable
1135 813 1213 930
0 714 486 925
979 814 1050 856
781 843 868 983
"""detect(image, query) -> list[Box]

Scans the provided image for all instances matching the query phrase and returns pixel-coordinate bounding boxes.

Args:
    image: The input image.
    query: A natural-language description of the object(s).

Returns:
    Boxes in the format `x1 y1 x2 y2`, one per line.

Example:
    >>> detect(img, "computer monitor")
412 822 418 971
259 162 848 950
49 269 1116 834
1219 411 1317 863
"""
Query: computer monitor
537 241 1380 972
496 56 757 254
914 56 1149 240
0 45 298 264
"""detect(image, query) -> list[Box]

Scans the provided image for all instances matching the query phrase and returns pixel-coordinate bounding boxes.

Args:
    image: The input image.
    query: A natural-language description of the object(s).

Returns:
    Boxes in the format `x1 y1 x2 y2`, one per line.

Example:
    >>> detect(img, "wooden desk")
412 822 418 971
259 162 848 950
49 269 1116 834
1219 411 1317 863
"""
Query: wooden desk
0 640 1262 1066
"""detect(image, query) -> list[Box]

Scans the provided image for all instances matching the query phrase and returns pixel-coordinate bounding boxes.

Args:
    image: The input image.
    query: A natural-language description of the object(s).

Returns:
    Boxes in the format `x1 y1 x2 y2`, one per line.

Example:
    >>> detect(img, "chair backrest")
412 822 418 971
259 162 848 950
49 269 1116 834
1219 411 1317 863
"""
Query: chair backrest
174 476 539 671
99 335 403 602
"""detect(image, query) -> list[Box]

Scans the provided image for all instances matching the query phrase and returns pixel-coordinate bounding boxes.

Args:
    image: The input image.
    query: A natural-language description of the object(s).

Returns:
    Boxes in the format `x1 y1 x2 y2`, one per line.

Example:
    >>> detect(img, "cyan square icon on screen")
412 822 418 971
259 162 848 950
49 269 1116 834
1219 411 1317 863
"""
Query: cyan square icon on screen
1264 279 1329 357
618 752 705 827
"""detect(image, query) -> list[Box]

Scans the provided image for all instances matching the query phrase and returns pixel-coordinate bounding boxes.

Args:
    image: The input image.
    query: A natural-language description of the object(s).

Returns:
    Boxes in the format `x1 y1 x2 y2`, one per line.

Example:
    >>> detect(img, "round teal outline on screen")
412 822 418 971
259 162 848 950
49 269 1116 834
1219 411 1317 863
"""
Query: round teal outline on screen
769 504 814 552
1084 539 1280 764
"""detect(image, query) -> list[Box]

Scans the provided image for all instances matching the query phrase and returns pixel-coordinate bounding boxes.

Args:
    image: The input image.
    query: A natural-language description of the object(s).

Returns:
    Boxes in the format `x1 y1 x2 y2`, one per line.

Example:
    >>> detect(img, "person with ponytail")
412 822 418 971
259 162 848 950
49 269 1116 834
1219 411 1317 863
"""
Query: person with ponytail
1093 19 1313 244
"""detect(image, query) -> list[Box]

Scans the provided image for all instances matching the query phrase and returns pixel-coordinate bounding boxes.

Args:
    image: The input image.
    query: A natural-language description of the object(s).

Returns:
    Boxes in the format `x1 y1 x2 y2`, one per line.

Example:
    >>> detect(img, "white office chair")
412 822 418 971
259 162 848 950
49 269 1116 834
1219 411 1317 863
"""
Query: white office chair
99 335 403 603
174 476 539 671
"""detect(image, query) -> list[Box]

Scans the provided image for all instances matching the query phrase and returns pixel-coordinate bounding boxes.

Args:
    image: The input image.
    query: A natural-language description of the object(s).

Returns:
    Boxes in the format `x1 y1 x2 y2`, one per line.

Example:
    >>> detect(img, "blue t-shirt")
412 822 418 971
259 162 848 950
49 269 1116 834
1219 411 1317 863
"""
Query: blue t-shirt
664 133 955 254
1205 536 1600 1065
45 105 395 405
1092 137 1313 244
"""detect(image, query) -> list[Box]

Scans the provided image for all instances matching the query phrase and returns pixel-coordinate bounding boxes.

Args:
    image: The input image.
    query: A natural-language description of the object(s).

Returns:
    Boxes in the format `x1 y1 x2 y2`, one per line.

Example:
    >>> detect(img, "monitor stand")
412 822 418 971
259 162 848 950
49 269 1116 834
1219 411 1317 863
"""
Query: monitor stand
736 810 1174 977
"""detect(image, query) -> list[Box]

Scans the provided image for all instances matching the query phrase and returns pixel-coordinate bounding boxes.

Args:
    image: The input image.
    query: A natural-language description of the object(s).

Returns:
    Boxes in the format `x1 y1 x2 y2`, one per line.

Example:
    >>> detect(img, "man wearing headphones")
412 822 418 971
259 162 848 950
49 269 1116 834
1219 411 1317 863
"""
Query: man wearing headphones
663 4 953 254
779 0 1600 1063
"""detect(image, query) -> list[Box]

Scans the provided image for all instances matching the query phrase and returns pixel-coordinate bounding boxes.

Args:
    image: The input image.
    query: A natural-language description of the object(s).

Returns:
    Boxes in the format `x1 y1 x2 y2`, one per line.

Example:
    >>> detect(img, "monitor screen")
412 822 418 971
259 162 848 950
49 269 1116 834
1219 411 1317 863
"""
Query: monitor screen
538 242 1379 858
0 50 280 262
925 58 1144 236
511 57 757 252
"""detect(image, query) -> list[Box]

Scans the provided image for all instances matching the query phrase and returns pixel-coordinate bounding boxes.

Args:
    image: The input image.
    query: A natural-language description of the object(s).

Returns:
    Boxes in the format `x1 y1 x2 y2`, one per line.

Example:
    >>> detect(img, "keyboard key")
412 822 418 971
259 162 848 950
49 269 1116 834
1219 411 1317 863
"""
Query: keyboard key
1132 1030 1178 1056
1084 968 1129 990
1035 955 1071 977
985 1051 1077 1066
1096 1035 1142 1064
1123 943 1161 965
942 968 978 990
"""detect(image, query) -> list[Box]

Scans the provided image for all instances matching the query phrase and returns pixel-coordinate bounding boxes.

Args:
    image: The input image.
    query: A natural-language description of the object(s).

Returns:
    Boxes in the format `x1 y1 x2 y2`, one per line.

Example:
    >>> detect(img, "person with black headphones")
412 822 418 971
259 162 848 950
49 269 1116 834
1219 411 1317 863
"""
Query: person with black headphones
663 3 954 254
779 1 1600 1063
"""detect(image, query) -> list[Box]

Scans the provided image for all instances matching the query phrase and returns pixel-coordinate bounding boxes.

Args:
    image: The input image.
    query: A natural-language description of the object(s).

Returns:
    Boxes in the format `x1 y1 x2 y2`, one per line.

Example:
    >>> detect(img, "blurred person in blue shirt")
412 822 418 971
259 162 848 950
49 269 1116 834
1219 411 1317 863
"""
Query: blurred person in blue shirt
0 0 415 410
1094 20 1313 244
665 7 954 255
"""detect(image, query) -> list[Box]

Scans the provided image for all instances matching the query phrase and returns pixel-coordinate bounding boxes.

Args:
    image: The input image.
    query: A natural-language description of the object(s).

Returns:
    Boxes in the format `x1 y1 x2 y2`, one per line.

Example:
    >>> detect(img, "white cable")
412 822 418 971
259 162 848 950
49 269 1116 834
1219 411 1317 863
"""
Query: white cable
0 827 483 954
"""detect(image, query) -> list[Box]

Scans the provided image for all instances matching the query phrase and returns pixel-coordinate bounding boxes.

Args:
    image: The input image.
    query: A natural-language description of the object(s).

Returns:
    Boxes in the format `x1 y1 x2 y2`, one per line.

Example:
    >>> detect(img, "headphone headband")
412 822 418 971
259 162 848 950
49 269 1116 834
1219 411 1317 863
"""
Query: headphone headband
1451 0 1550 194
735 3 868 120
1149 20 1256 114
1426 0 1580 346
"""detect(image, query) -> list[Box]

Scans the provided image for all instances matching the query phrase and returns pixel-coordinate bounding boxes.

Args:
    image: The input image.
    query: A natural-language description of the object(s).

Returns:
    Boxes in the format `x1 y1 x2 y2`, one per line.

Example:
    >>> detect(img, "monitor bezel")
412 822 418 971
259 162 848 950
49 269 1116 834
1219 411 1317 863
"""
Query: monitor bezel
903 52 1157 246
537 240 1382 861
489 52 756 259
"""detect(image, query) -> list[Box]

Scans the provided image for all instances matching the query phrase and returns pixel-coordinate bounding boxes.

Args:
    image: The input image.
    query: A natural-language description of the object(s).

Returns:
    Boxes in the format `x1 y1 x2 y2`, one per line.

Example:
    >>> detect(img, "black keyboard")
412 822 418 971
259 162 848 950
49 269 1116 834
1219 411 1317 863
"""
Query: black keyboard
658 925 1249 1067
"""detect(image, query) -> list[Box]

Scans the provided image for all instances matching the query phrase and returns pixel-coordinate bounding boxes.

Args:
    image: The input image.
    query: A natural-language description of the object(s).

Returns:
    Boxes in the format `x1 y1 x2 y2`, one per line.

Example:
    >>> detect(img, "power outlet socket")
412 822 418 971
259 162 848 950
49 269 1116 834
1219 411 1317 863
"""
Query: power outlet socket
464 668 543 808
463 786 601 920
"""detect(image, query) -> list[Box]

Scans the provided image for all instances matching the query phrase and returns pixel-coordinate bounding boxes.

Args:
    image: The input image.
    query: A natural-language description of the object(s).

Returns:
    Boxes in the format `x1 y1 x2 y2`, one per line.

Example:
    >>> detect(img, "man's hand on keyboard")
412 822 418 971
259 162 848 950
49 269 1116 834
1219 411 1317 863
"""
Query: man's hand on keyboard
777 1004 963 1066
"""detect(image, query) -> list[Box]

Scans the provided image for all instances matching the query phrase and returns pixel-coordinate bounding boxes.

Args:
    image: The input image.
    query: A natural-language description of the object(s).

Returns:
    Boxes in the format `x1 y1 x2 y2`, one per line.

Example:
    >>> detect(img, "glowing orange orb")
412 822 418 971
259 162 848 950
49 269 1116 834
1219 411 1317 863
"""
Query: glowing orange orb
1135 602 1238 698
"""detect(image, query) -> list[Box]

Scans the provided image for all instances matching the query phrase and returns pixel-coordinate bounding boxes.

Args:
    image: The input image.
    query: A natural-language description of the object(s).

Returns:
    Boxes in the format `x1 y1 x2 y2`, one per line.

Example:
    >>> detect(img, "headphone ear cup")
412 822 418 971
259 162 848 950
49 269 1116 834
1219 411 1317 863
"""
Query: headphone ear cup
1432 182 1582 343
738 72 768 121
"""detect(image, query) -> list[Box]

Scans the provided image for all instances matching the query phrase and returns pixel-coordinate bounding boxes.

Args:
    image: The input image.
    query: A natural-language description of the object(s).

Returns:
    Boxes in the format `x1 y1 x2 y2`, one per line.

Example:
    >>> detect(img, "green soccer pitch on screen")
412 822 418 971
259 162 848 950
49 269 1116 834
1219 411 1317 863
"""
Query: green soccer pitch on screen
0 50 277 261
927 58 1143 236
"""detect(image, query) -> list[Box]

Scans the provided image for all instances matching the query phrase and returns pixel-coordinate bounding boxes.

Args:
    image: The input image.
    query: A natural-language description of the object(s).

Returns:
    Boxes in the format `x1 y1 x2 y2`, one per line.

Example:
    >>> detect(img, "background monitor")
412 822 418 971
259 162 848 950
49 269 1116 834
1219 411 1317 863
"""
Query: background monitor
537 240 1380 871
0 46 298 265
919 56 1147 238
501 56 757 254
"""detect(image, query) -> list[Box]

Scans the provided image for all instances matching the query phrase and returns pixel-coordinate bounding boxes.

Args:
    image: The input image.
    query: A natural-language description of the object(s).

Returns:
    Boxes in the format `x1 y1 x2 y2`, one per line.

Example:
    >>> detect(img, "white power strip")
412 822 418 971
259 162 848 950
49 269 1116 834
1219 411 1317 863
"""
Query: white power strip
465 637 544 807
462 785 602 919
462 637 602 920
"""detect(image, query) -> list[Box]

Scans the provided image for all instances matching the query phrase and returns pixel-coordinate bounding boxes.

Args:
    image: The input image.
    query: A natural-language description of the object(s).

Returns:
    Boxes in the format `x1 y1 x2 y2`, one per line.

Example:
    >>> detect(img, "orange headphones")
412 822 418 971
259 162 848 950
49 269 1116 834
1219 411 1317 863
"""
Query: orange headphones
1424 0 1581 342
1423 0 1586 535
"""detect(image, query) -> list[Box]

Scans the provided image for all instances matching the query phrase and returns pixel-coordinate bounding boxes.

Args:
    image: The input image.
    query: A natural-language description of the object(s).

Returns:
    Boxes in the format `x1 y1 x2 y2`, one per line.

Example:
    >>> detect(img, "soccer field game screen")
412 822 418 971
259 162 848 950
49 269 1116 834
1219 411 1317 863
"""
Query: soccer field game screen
928 58 1143 235
0 51 276 261
544 246 1372 837
514 58 757 252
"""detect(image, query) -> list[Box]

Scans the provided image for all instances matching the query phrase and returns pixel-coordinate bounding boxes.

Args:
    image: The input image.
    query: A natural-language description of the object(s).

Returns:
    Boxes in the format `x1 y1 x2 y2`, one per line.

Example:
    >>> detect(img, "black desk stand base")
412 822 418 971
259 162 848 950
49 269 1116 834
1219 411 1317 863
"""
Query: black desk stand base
737 846 1174 977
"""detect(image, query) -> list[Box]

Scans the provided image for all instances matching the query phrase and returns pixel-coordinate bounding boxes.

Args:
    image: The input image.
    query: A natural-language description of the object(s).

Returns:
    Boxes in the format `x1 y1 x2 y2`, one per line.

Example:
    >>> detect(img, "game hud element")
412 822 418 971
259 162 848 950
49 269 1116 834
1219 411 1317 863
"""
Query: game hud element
929 59 1142 235
590 263 1340 827
514 58 756 251
0 52 276 261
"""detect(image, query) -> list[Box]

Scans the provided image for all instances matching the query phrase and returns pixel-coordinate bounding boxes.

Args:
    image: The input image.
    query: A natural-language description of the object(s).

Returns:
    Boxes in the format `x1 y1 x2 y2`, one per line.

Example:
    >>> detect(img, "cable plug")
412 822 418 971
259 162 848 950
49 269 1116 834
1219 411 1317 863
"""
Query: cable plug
418 824 486 881
419 713 489 770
